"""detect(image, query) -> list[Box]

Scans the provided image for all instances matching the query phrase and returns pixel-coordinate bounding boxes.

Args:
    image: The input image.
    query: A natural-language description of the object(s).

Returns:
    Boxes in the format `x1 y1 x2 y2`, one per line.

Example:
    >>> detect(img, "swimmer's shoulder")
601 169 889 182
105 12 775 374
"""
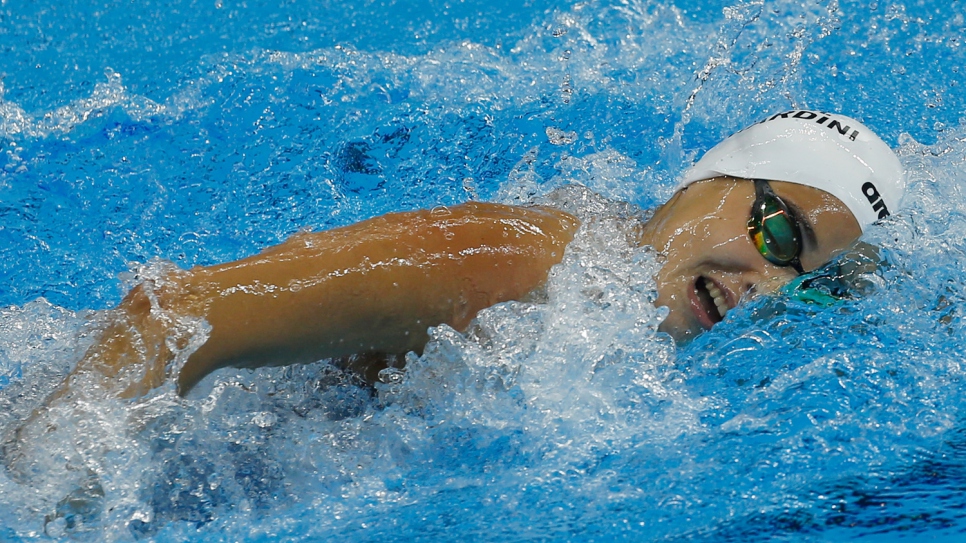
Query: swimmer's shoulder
537 184 648 242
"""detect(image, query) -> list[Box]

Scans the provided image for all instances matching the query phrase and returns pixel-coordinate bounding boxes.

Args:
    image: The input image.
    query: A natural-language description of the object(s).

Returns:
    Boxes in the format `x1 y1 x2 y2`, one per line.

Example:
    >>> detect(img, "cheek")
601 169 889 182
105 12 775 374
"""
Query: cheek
679 219 749 259
663 218 724 256
655 218 753 283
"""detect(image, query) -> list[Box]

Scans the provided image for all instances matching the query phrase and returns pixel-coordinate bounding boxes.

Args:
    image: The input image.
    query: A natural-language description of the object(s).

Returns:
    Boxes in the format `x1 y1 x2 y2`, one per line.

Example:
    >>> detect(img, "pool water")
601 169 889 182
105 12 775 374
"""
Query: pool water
2 0 966 540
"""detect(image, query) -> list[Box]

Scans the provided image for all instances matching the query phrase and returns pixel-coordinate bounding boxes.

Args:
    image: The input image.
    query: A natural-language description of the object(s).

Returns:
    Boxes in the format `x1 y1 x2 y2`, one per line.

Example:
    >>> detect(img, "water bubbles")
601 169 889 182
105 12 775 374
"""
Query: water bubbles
560 74 573 104
251 411 277 428
545 126 578 145
1 0 966 539
461 176 478 199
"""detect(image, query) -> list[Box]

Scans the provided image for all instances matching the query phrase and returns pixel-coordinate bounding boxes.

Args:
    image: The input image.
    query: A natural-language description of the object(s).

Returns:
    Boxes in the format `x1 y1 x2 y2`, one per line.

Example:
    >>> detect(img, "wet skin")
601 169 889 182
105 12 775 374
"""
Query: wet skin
0 176 869 505
639 176 862 342
41 176 862 399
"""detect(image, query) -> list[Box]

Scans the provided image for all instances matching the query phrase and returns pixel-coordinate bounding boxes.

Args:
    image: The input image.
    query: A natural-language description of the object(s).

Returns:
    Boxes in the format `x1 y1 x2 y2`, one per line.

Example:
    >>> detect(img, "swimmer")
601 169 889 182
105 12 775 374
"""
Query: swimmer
41 110 908 400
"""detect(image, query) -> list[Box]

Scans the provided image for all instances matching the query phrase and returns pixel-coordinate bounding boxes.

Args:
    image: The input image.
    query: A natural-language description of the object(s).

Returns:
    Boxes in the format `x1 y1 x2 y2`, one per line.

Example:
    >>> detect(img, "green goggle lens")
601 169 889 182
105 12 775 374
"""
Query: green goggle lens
746 180 804 273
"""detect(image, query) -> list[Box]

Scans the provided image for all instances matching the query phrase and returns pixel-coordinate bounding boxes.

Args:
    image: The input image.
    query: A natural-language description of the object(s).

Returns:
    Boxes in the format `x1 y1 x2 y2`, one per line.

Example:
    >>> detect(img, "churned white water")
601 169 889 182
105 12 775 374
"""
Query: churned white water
2 0 966 540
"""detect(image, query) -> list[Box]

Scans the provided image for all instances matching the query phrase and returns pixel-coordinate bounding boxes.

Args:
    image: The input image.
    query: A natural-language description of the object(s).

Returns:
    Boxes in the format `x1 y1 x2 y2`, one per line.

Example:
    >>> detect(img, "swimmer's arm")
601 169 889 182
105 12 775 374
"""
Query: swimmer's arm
74 202 580 397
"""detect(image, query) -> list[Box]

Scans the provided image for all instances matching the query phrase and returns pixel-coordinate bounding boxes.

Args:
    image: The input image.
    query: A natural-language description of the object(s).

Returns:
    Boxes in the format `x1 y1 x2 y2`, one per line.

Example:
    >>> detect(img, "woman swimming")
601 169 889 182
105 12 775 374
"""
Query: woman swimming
41 110 907 400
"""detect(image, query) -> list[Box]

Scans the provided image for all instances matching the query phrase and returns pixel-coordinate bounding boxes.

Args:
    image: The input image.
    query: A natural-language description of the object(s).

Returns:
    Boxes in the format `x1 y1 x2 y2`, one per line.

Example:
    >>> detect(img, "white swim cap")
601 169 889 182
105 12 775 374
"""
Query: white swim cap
681 110 905 231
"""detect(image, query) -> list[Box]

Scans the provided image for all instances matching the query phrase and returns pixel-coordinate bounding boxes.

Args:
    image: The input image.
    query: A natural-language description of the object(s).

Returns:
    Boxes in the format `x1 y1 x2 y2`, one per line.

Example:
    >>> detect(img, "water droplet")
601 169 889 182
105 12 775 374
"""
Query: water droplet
546 127 578 145
252 412 277 428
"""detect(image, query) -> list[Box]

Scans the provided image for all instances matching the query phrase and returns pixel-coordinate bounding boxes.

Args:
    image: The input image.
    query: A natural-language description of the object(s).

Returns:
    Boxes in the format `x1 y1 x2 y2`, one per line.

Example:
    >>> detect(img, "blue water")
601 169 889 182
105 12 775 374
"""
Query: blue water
2 0 966 540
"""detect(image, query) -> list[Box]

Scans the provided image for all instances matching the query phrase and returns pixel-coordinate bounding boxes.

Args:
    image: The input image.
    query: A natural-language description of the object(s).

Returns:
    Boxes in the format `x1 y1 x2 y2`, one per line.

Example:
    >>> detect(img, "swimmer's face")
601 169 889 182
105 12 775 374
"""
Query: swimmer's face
640 177 862 342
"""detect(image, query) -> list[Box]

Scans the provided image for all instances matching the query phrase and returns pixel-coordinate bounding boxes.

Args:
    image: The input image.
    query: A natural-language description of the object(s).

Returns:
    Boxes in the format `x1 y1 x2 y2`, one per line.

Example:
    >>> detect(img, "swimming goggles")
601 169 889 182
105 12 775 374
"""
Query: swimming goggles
747 179 806 274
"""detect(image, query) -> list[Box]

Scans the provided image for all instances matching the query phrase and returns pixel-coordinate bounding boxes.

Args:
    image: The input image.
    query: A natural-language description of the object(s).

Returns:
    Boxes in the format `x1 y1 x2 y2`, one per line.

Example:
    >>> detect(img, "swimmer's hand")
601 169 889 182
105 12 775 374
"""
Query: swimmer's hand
62 202 580 398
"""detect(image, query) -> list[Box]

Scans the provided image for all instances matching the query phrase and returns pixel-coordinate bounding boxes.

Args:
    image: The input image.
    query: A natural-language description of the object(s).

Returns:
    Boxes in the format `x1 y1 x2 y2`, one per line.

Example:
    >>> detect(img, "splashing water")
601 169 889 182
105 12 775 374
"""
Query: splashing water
2 0 966 540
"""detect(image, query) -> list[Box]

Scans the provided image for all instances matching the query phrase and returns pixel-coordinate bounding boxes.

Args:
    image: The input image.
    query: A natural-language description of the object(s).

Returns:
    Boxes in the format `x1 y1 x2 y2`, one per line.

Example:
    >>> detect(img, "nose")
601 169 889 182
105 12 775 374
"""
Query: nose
741 264 801 300
704 226 801 300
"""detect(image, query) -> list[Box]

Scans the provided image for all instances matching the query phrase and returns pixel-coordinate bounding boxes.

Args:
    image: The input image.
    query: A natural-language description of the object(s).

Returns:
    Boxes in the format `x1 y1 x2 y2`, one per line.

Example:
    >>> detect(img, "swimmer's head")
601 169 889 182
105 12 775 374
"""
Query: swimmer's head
640 111 905 341
680 110 906 232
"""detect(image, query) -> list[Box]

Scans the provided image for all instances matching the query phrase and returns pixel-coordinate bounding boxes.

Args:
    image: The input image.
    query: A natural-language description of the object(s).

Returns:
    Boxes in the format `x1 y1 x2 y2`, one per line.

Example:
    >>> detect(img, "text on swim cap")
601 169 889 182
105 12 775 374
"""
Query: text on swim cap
862 181 890 219
764 110 860 141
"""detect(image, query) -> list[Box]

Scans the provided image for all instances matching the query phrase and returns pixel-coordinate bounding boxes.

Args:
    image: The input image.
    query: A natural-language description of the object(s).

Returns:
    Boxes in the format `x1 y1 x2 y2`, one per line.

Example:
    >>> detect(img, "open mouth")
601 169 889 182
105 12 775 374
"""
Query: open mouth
692 276 730 328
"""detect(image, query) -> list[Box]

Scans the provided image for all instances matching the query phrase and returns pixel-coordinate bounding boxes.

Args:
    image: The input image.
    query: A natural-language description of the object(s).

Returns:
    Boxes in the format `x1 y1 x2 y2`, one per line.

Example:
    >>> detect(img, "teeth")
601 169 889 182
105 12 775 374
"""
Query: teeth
704 278 729 319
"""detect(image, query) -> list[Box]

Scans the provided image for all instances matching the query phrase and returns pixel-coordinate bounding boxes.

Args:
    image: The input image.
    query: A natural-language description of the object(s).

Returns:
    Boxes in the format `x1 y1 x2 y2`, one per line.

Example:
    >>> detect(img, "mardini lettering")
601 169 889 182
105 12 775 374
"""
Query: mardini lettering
766 110 860 141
